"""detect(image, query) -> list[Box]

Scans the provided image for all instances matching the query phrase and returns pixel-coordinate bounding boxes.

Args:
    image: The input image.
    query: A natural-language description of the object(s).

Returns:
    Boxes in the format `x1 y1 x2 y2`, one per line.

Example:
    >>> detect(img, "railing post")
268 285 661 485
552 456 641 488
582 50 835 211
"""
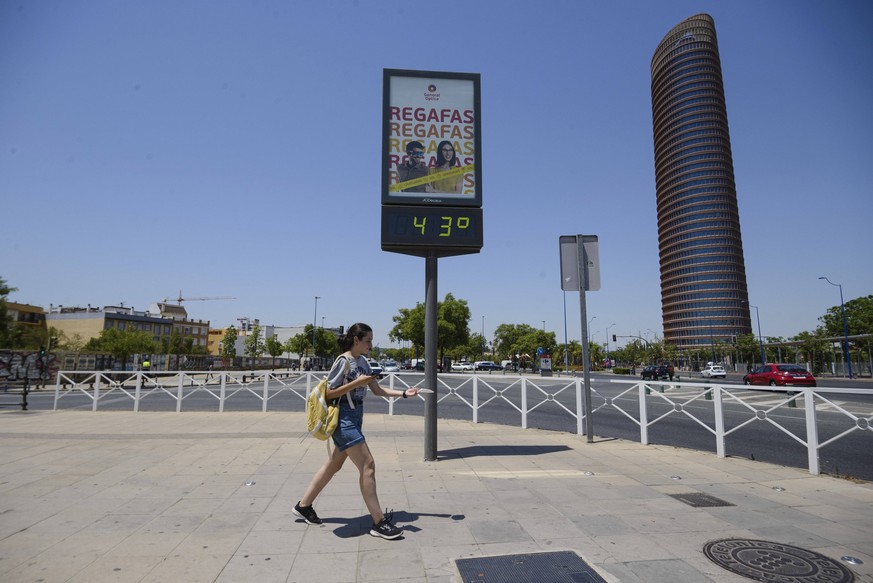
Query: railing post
521 377 528 429
388 373 395 416
576 377 584 435
713 384 725 458
218 373 226 412
472 376 479 423
53 372 61 411
639 382 648 444
804 387 820 475
134 373 142 412
172 374 181 412
93 373 101 411
262 373 269 413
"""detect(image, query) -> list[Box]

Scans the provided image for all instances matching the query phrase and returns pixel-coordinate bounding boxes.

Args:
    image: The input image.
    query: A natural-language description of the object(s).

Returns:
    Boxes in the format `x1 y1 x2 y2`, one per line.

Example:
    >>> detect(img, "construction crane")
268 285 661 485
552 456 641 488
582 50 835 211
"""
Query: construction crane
163 291 236 305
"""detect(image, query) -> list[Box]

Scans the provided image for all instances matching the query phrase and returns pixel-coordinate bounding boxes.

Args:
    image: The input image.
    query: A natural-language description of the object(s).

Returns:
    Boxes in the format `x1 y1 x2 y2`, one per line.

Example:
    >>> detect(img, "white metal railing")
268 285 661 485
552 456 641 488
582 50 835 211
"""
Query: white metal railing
53 371 871 475
608 379 872 476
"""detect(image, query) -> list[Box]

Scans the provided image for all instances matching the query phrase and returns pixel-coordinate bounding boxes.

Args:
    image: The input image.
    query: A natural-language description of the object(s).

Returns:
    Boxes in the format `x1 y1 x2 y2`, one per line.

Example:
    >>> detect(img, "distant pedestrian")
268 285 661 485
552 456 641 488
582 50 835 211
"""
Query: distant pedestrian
293 323 420 540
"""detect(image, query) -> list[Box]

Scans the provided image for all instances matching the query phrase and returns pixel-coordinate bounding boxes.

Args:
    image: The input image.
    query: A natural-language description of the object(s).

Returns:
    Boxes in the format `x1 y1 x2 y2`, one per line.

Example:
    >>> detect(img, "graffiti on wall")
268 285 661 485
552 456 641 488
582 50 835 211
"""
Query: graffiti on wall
0 351 59 382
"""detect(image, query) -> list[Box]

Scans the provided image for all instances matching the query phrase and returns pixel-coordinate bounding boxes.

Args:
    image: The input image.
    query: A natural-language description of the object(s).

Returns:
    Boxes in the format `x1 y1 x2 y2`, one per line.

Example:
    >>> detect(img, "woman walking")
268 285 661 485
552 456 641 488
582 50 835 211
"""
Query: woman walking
293 323 419 539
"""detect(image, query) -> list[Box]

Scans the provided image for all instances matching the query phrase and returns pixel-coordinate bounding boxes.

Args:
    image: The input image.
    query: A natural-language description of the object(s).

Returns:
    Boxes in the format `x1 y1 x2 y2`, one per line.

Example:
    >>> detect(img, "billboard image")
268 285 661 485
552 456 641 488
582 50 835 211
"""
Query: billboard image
382 69 481 207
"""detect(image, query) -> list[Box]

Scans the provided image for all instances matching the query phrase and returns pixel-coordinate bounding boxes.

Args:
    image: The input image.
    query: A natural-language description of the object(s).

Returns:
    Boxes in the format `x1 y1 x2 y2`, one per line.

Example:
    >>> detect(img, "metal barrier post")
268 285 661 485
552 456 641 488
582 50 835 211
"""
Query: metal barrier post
176 375 184 413
521 377 528 429
472 377 479 424
388 374 395 416
713 384 725 458
53 373 61 410
804 388 820 475
218 373 226 412
93 373 101 411
134 373 142 412
576 377 583 435
639 382 649 444
262 374 269 413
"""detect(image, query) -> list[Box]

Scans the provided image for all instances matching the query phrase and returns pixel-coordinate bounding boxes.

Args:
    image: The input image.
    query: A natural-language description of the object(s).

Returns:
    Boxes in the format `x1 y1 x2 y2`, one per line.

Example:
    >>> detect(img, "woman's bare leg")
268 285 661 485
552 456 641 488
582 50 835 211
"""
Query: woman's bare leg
299 444 347 507
344 441 384 523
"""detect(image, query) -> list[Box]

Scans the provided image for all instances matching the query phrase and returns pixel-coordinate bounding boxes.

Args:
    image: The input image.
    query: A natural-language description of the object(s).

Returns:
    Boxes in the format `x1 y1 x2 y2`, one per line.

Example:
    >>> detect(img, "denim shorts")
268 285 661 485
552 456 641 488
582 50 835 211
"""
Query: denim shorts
332 399 365 452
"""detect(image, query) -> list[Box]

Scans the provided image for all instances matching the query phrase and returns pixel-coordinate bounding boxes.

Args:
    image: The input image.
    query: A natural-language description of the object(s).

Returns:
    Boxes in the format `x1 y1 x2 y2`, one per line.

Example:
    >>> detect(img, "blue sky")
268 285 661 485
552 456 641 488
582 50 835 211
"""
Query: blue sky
2 1 871 350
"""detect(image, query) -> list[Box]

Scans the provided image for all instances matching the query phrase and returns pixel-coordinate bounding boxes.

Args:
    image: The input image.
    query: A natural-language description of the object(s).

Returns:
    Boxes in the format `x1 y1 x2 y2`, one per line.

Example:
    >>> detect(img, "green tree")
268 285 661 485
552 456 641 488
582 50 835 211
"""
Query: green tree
221 326 238 367
0 277 19 348
587 341 605 369
244 324 265 369
493 323 535 360
492 323 556 370
284 333 309 365
818 294 873 338
558 340 583 370
793 330 828 375
161 329 185 369
390 304 426 351
452 332 487 362
265 334 284 369
84 328 156 371
389 293 471 363
735 333 760 367
818 294 873 370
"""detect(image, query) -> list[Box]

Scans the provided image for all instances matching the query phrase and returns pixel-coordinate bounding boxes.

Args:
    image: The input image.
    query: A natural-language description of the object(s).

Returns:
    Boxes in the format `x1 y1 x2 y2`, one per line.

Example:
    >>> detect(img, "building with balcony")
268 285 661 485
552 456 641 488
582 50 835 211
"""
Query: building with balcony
651 13 752 353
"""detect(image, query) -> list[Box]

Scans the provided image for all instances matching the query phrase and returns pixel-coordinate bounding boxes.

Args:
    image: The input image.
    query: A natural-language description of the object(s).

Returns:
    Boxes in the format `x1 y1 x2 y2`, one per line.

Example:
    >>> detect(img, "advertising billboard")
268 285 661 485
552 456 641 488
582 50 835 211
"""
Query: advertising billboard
382 69 482 208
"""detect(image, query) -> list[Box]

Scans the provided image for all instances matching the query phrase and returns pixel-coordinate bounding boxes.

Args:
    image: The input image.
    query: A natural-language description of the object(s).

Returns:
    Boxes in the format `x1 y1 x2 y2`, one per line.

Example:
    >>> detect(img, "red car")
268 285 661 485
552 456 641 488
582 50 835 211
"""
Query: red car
743 364 816 387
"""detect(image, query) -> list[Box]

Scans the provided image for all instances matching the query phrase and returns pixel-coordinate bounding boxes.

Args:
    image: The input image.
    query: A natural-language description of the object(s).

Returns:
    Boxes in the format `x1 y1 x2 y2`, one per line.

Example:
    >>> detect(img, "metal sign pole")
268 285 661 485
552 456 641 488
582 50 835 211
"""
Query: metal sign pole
424 252 438 461
577 236 594 442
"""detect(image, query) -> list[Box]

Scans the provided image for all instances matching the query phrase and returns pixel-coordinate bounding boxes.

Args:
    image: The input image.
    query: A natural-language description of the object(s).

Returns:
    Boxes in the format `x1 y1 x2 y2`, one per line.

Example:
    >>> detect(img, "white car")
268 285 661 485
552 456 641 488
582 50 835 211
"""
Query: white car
451 362 474 372
701 364 726 379
367 360 384 378
382 360 400 373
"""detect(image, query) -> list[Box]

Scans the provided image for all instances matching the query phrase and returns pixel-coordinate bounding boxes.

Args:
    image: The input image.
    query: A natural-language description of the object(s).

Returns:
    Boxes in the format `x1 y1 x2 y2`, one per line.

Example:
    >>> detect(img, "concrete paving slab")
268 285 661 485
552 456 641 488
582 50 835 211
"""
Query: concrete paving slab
0 410 870 583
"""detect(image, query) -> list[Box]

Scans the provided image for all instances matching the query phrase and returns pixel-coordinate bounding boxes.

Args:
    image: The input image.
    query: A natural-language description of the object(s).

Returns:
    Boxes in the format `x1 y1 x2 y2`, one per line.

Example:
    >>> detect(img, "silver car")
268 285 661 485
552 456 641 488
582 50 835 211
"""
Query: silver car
701 364 726 379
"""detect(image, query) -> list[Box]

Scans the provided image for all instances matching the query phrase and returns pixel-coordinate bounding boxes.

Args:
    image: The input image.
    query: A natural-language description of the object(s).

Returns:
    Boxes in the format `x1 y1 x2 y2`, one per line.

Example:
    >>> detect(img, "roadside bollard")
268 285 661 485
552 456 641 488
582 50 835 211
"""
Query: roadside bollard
787 391 796 407
704 380 712 400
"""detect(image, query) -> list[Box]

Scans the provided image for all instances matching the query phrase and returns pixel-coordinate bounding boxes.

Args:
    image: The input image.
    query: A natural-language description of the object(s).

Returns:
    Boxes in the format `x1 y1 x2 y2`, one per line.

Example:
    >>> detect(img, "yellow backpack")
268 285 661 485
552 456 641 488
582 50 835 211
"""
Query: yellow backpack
306 357 349 440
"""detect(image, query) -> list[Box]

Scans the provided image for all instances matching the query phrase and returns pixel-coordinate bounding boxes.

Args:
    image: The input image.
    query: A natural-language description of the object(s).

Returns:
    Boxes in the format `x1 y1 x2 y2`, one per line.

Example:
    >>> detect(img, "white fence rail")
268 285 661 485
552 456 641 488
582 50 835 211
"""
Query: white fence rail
53 371 872 476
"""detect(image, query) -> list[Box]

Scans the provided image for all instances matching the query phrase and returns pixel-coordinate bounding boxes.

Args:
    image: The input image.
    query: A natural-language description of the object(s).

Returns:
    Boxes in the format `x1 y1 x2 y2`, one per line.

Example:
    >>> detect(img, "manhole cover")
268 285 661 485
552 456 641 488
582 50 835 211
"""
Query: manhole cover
456 551 606 582
703 538 854 582
668 492 734 507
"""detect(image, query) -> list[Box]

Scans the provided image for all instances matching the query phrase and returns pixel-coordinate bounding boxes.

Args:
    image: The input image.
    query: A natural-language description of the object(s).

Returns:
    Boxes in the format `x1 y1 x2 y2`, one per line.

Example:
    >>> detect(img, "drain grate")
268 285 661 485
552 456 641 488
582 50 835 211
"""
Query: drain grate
704 538 854 582
456 551 607 582
668 492 735 507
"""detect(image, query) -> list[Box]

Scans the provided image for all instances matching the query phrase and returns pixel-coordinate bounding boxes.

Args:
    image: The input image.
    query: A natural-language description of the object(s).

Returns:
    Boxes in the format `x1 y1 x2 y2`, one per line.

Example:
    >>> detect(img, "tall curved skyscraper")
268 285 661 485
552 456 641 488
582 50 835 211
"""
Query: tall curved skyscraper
651 14 752 356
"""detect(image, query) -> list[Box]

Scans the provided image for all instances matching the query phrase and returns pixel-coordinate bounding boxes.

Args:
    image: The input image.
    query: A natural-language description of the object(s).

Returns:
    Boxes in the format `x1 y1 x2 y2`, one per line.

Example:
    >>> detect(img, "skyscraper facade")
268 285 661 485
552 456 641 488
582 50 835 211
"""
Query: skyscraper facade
651 14 752 355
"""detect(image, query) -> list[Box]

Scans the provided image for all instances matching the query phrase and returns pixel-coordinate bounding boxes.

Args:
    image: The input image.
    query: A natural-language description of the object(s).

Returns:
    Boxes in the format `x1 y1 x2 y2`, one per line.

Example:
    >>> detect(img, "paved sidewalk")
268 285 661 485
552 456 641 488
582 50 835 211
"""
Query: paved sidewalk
0 410 870 582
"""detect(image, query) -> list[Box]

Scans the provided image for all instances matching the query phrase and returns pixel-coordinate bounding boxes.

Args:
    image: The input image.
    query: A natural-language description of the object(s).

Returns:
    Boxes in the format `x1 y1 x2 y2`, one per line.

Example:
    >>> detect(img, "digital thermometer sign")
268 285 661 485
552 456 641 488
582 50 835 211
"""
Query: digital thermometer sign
381 205 482 257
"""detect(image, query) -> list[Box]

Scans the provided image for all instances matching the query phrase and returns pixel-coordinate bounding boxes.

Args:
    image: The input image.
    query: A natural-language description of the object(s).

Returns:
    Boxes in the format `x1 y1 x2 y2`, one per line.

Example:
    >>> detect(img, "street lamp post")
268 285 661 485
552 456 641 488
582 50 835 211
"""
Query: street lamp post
819 277 852 378
708 318 716 364
605 323 616 368
481 315 485 360
750 304 765 366
312 296 320 364
742 301 766 366
587 316 596 342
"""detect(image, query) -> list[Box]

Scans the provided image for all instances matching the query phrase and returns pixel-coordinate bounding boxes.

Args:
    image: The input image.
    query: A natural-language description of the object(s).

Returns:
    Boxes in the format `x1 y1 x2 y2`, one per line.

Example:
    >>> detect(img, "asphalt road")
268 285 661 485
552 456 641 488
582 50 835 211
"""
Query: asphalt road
17 370 873 482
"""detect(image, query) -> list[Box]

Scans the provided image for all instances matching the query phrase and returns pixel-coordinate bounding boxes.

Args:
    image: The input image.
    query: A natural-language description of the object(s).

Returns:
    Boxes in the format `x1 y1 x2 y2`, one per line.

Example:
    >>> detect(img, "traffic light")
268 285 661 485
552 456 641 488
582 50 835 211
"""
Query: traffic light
612 334 616 342
38 346 46 356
